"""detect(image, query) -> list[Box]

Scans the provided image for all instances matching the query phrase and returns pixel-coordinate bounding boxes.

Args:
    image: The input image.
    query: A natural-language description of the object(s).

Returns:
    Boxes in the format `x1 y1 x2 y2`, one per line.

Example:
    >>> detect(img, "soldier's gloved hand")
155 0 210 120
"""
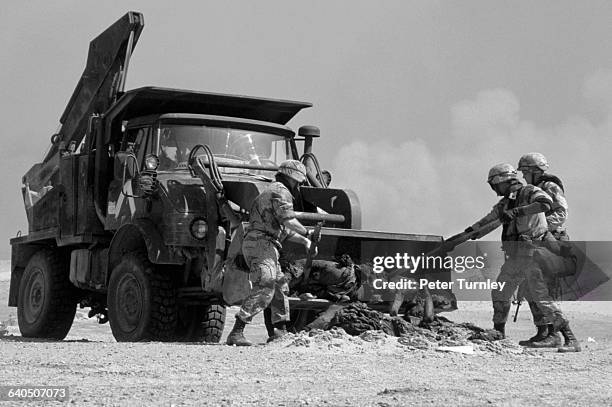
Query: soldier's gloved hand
463 226 479 240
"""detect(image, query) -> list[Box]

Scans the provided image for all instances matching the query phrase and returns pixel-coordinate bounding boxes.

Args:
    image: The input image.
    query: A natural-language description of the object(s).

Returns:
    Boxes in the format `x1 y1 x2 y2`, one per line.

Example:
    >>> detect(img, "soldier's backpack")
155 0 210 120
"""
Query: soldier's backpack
532 173 576 277
534 240 579 278
537 174 565 192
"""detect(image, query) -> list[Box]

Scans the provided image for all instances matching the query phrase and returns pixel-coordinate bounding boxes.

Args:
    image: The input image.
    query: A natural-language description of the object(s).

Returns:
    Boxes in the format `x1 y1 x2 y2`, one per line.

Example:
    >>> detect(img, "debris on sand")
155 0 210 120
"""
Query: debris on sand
436 345 475 354
471 339 526 355
270 302 525 355
328 302 499 346
268 327 359 350
268 327 525 355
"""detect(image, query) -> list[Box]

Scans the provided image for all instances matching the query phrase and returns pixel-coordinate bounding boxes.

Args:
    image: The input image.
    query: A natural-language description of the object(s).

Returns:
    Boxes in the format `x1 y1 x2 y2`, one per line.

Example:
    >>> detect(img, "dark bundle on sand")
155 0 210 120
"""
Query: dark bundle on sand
325 302 503 343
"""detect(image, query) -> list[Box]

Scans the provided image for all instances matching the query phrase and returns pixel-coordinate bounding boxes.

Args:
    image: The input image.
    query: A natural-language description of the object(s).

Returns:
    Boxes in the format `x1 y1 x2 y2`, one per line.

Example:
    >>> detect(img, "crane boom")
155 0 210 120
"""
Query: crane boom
23 12 144 190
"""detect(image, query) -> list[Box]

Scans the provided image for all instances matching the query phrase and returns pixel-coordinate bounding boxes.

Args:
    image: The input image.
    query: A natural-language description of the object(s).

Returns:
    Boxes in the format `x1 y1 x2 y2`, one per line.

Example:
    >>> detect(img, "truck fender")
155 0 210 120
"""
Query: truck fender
108 220 181 280
8 242 55 307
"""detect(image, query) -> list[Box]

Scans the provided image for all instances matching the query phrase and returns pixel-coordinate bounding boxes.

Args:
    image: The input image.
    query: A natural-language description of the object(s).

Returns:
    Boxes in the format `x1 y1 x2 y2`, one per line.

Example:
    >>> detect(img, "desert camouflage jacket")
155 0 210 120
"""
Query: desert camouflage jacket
538 175 568 232
245 181 296 244
471 184 552 241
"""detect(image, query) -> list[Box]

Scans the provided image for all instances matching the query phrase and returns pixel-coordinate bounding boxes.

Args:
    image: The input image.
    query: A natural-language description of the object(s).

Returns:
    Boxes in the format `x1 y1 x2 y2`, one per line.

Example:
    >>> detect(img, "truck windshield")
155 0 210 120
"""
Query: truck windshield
157 124 290 174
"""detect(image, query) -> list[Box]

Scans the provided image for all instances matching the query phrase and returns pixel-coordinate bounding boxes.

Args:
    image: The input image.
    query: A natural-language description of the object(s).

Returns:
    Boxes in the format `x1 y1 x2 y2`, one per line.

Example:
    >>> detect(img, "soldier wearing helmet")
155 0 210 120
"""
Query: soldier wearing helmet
517 152 568 239
462 163 572 347
516 153 579 351
226 159 315 346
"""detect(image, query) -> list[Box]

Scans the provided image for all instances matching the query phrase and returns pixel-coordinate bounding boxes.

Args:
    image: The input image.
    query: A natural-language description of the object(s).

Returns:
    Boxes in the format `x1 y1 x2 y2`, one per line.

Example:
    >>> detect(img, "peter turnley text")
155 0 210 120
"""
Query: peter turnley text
372 278 506 292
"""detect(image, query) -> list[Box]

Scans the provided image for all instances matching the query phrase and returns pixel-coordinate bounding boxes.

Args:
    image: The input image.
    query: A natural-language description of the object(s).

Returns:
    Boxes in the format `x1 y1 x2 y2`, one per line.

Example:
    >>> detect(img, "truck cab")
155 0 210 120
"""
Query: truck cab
107 112 296 230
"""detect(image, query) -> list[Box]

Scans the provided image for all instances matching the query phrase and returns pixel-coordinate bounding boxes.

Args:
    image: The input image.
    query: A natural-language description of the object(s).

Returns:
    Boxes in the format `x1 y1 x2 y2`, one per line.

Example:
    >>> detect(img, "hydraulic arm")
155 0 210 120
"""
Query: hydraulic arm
23 12 144 192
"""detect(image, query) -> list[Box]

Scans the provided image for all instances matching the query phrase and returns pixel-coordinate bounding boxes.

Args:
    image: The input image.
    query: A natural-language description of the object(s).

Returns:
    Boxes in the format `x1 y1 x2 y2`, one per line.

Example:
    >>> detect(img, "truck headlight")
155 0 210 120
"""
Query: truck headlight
144 154 159 171
190 219 208 240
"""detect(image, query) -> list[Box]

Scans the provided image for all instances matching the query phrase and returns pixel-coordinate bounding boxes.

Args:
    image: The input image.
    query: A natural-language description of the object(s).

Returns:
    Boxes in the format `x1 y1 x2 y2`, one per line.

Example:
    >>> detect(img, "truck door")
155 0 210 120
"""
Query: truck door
105 127 152 229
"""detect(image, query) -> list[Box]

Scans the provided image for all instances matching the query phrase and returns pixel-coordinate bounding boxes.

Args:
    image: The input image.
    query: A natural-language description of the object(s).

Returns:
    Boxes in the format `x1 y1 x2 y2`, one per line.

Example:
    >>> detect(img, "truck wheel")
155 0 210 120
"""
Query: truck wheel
174 304 226 343
17 250 76 340
107 252 177 341
200 304 226 342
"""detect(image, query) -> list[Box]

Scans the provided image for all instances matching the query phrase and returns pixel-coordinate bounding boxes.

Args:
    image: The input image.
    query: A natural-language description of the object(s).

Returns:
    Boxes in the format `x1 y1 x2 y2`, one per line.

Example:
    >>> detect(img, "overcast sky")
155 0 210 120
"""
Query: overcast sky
1 1 612 258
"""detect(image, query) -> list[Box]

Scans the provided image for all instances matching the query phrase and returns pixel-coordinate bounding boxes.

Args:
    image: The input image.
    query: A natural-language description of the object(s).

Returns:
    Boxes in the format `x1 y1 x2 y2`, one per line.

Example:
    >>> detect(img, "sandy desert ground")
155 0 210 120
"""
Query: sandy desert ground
1 263 611 406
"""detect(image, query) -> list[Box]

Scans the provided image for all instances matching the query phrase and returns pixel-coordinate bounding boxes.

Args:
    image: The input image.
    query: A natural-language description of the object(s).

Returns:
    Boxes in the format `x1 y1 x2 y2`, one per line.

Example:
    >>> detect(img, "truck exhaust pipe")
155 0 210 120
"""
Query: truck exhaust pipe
298 125 320 156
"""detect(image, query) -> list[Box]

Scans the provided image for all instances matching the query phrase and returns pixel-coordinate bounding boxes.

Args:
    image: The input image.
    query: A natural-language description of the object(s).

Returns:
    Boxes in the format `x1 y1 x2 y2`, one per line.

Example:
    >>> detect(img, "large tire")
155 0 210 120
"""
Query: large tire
17 250 76 340
201 304 226 343
107 251 177 342
174 304 226 343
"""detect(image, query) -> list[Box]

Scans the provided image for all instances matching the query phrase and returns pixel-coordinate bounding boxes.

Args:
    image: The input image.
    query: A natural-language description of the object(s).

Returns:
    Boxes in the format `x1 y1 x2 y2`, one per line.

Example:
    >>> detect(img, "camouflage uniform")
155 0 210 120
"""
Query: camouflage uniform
527 176 569 326
538 176 569 238
471 184 568 327
235 182 295 325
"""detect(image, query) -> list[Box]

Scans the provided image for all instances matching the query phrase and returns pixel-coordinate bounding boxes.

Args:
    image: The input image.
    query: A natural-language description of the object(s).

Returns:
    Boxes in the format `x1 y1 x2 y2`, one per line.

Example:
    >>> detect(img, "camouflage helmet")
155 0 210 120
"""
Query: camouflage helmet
278 160 307 183
487 163 519 185
517 152 549 172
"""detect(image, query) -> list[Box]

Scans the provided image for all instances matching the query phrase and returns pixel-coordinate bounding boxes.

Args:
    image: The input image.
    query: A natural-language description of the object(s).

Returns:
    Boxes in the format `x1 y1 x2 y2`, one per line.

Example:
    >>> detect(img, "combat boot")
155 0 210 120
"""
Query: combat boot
266 322 288 343
518 325 548 346
558 323 581 353
226 317 252 346
524 324 562 348
493 323 506 339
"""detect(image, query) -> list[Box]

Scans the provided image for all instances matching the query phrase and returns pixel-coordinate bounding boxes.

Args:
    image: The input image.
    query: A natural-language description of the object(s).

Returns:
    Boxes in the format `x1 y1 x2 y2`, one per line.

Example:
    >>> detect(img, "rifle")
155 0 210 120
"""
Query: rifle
512 283 527 322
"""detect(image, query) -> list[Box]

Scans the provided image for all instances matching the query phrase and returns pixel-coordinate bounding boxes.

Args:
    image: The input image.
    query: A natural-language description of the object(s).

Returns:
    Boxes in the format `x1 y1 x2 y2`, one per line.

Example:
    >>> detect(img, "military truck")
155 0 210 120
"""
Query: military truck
9 12 450 342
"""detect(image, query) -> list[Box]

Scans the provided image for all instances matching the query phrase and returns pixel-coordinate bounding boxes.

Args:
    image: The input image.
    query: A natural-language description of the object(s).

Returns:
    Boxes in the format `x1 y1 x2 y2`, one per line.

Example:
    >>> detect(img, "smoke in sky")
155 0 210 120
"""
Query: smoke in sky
331 72 612 240
583 69 612 112
332 138 442 234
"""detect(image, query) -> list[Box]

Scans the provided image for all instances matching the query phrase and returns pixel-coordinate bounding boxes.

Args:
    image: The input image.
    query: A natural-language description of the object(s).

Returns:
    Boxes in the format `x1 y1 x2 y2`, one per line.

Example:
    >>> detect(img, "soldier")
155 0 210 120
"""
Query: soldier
226 160 315 346
518 152 568 239
517 152 580 352
159 129 178 170
464 164 572 346
228 133 262 165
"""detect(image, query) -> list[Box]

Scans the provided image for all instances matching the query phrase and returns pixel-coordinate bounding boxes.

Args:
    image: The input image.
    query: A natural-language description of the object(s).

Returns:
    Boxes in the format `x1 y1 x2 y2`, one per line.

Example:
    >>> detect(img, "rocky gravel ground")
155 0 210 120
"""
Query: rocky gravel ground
1 273 612 406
